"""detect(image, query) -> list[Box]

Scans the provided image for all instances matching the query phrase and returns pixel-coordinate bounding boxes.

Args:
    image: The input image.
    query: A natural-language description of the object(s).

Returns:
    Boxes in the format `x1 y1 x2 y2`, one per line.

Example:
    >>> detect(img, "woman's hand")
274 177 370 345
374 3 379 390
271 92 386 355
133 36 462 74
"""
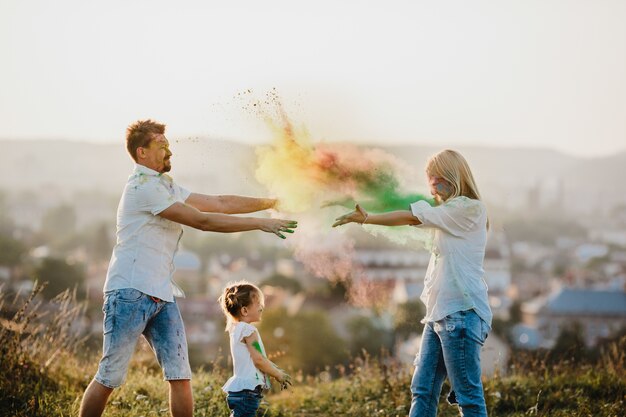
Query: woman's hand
260 219 298 239
332 204 368 227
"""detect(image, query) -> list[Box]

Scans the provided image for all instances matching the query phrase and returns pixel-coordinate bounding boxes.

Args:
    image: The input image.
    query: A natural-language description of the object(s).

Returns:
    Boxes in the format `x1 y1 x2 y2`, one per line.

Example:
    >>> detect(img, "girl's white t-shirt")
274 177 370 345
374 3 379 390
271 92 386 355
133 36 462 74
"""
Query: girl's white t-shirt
410 196 493 327
222 321 270 393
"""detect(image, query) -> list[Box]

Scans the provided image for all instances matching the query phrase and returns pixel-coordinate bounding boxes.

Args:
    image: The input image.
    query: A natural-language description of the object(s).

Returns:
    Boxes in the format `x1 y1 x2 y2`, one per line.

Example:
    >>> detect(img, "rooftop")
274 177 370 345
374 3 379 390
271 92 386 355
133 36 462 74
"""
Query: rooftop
545 288 626 316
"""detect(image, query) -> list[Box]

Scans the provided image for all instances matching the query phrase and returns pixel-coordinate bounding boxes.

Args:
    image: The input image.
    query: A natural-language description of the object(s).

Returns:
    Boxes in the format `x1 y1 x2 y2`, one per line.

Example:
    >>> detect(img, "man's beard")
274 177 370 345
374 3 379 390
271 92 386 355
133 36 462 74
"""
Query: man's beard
161 160 172 173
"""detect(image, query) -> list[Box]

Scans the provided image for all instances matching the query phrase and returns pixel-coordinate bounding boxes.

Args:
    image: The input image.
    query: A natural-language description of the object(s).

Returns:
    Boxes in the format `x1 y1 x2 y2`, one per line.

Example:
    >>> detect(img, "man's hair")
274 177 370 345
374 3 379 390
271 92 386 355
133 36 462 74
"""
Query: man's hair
126 119 166 162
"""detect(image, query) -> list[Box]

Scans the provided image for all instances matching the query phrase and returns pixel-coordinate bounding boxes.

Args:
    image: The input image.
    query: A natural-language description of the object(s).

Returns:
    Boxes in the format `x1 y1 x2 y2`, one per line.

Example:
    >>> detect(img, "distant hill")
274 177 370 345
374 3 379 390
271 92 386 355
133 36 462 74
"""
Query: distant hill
3 139 626 213
3 138 258 196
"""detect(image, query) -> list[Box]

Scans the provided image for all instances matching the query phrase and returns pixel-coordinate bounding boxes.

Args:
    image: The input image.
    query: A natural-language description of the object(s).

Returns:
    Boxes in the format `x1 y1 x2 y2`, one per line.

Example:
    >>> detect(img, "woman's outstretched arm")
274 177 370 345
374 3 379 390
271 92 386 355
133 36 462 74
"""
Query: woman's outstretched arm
333 204 422 227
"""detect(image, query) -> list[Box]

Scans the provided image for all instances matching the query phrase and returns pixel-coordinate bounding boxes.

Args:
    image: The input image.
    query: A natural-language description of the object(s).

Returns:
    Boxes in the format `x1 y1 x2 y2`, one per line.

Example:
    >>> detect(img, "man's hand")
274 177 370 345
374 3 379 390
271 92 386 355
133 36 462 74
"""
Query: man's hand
332 204 368 227
259 219 297 239
269 198 282 212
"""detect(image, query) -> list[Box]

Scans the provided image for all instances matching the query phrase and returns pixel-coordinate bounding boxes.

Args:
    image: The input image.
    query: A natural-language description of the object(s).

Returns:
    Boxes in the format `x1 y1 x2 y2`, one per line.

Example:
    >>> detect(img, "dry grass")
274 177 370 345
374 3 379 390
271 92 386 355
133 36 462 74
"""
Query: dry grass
1 286 624 417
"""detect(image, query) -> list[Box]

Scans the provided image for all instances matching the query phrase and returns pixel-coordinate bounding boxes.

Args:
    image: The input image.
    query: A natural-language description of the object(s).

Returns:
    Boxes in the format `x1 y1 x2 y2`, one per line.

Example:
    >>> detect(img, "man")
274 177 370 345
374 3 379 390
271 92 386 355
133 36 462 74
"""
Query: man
79 120 297 417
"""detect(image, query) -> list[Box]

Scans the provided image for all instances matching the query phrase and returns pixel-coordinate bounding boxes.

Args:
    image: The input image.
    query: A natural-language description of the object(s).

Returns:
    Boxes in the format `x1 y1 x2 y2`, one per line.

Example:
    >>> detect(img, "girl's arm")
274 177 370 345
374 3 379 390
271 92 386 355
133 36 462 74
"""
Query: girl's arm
333 204 422 227
243 332 291 385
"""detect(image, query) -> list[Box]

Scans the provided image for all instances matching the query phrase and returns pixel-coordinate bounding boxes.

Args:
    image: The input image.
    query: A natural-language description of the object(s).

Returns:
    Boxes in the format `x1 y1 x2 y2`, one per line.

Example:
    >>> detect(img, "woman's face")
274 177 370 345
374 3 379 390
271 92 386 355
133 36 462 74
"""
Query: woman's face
428 175 453 201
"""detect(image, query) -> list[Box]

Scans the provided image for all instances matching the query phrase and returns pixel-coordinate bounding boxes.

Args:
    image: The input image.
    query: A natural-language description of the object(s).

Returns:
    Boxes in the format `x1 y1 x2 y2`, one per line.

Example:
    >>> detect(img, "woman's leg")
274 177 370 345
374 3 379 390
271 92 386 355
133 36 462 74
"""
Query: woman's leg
437 310 488 417
409 322 448 417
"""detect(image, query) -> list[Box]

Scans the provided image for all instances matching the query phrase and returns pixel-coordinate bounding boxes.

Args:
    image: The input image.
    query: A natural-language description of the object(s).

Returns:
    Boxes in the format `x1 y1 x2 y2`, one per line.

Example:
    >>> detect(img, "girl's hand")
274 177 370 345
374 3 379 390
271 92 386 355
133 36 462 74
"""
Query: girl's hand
332 204 368 227
278 370 292 390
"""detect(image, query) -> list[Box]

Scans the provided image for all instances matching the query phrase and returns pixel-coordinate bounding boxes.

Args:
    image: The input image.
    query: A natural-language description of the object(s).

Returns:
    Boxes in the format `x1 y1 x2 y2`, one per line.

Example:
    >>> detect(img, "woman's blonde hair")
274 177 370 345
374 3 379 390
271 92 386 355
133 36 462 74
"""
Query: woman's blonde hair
218 281 263 331
426 149 488 227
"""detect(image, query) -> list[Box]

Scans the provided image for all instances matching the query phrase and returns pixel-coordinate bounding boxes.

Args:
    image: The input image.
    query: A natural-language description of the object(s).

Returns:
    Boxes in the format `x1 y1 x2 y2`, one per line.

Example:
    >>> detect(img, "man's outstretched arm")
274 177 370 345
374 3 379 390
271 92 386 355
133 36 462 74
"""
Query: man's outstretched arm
185 193 277 214
159 202 296 238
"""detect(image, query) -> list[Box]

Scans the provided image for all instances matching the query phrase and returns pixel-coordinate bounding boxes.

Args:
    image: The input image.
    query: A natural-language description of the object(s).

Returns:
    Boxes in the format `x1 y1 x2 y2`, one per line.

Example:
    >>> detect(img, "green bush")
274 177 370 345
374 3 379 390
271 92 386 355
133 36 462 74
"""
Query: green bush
34 257 86 299
259 307 348 375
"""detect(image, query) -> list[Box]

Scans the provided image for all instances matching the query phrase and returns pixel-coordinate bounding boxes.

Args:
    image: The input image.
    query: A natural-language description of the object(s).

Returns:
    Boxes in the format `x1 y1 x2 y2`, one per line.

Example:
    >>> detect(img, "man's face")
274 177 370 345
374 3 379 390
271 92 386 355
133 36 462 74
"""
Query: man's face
139 134 172 173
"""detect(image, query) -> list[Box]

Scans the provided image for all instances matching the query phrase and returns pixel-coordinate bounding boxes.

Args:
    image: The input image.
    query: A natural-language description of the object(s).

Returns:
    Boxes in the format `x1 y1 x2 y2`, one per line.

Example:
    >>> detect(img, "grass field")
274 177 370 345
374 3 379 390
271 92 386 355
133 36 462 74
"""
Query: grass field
1 286 624 417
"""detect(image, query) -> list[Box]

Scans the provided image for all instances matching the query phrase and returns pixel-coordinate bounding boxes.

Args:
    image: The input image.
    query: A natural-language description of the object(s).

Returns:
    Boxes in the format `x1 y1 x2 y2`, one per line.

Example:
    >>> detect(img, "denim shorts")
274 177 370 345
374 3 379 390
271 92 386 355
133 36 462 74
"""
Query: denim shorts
226 386 263 417
94 288 192 388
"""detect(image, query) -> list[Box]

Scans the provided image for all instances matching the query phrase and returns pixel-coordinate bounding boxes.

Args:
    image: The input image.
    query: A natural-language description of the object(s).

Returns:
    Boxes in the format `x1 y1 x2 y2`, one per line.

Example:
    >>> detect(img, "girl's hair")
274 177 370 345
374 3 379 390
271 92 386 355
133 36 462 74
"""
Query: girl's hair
218 281 263 331
426 149 489 227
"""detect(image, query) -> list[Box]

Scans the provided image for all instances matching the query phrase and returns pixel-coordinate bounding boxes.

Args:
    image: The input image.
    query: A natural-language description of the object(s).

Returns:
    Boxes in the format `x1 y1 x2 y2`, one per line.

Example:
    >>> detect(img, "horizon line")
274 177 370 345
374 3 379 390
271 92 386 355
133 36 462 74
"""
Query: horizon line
3 136 624 160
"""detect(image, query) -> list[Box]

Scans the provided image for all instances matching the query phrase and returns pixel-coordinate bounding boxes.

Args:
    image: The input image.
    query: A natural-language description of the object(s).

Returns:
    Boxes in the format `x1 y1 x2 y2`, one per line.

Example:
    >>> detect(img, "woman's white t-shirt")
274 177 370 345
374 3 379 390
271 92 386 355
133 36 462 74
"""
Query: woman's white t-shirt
410 196 493 327
222 321 270 393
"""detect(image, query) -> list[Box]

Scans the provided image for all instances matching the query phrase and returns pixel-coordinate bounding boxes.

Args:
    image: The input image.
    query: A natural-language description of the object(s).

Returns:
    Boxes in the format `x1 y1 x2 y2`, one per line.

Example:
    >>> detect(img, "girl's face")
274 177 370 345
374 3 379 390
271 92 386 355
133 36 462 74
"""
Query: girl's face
428 175 453 201
241 294 264 323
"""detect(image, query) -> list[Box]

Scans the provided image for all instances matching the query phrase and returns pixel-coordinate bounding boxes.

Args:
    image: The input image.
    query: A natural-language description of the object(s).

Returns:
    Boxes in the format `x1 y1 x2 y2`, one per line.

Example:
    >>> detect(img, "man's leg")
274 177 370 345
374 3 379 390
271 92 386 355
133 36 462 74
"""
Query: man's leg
169 379 193 417
85 289 153 416
143 300 193 417
79 379 114 417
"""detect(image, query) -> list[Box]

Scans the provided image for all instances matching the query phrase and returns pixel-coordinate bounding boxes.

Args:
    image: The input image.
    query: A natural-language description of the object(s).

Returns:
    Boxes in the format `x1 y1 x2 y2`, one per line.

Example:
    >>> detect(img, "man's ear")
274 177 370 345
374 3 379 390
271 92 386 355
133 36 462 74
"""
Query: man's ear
136 147 146 160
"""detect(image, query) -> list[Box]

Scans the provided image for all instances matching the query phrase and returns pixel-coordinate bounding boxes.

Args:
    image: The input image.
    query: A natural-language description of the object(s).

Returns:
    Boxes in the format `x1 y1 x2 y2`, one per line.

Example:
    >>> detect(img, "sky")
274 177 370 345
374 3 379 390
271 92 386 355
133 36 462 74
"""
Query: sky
1 0 625 157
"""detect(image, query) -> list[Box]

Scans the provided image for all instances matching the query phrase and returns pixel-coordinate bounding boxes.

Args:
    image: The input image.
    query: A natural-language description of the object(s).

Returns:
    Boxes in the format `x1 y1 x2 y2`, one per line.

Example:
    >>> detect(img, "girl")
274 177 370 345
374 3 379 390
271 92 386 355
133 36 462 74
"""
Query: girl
219 281 291 417
333 149 492 417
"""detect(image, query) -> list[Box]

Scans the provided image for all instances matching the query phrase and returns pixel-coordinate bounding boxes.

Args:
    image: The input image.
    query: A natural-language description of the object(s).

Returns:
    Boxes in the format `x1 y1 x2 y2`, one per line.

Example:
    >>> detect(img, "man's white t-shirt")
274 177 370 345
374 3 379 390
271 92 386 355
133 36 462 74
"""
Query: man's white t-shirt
104 164 190 302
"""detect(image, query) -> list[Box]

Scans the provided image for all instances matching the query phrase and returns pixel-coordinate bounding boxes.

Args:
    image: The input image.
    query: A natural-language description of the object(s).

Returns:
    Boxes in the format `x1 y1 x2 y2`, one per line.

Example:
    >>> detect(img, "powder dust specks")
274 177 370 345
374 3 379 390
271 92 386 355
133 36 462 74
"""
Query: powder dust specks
251 95 433 214
244 91 434 305
255 112 318 213
347 278 395 310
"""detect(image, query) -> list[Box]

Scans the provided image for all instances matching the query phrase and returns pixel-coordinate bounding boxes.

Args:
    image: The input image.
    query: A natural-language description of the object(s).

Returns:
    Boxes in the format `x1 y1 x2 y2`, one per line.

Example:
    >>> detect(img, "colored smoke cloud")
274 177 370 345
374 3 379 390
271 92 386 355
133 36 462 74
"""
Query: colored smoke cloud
245 91 434 305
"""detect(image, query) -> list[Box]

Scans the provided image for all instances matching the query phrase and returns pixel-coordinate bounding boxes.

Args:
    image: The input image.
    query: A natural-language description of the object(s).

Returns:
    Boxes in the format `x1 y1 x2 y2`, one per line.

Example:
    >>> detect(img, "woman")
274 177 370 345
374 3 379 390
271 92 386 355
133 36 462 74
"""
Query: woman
333 149 492 417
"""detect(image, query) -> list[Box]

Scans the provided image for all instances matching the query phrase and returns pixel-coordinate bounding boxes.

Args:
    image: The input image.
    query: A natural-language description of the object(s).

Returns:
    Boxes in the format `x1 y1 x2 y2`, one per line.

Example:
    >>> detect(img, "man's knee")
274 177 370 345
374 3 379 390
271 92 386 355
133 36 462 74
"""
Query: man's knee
168 379 192 390
88 379 115 395
79 379 115 417
94 373 126 389
169 378 190 384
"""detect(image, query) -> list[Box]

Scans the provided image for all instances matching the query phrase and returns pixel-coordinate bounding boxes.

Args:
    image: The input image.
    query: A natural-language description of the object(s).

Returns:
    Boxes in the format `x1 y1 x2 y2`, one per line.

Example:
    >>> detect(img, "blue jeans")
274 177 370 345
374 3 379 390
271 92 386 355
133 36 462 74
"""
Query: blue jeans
94 288 192 388
226 386 263 417
409 309 489 417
